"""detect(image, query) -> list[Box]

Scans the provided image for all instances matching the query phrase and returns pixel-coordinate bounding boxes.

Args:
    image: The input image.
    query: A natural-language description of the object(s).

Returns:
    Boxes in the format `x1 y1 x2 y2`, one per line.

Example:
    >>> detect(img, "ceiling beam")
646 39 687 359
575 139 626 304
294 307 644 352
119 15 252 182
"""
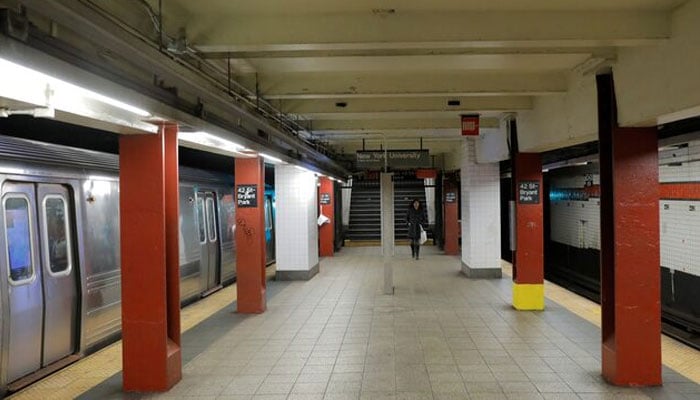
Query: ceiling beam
186 11 668 49
199 46 618 59
314 128 465 140
238 71 569 99
303 111 503 121
234 53 591 74
281 96 532 114
310 117 501 131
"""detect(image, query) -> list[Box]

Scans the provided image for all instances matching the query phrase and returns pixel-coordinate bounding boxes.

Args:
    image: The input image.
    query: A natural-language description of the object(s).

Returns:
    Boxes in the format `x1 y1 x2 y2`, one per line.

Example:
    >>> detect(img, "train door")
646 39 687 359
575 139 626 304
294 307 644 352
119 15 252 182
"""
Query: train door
196 191 220 294
2 182 78 383
264 195 275 264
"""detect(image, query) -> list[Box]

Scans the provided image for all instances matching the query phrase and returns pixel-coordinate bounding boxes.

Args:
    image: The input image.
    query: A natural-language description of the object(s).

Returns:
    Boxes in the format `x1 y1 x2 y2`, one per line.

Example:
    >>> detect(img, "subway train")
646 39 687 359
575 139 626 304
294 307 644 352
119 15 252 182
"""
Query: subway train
0 134 276 393
542 137 700 348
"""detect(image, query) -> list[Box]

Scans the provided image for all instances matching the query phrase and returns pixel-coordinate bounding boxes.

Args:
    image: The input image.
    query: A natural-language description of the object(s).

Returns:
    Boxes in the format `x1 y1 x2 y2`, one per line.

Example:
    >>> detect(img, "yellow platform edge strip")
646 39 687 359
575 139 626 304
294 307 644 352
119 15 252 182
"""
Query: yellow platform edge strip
8 265 277 400
512 282 545 310
503 262 700 384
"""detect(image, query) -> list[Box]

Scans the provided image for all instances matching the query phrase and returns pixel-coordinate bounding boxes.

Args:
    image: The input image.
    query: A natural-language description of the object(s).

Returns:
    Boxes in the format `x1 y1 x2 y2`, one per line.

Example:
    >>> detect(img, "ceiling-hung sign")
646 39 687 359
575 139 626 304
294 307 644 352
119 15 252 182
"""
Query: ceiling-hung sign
356 150 430 169
461 114 480 136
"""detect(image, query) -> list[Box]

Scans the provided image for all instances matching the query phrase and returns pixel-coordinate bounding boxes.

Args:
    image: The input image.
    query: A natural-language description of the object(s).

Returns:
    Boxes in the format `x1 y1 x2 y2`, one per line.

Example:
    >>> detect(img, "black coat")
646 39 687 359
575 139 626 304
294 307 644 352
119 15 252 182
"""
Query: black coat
406 206 427 240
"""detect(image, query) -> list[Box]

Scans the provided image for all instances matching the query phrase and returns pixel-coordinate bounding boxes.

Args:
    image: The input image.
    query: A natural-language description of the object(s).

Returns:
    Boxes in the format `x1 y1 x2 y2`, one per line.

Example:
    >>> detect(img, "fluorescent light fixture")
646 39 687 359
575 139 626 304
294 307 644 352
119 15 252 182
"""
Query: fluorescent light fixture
260 153 283 163
85 89 150 117
0 167 27 175
179 130 246 155
0 57 150 118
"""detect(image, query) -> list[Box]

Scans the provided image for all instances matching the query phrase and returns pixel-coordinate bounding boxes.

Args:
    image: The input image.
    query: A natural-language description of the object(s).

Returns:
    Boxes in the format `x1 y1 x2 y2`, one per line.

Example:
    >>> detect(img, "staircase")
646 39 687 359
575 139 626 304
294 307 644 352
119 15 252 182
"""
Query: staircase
347 181 380 241
346 179 426 241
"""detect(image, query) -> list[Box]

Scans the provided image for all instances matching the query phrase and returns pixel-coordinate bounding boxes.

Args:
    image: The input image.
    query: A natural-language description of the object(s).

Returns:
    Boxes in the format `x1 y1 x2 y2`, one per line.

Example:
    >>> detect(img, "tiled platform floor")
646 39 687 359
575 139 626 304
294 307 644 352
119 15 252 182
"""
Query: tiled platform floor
24 246 700 399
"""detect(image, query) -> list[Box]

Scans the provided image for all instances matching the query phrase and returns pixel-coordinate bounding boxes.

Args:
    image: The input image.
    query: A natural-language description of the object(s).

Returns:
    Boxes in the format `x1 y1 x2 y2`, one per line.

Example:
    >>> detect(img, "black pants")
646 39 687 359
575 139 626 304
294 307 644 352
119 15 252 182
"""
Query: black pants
410 239 421 258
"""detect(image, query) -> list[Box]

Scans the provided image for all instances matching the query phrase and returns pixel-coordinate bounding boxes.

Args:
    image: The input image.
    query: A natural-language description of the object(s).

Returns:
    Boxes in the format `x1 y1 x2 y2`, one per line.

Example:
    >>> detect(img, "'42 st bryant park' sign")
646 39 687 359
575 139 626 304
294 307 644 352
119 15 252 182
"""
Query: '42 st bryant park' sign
356 150 430 169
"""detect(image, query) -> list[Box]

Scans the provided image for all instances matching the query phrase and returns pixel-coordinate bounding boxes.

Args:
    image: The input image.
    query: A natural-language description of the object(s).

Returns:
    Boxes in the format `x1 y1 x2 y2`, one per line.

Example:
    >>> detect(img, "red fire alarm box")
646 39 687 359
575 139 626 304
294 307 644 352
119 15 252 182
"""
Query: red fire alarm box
461 114 480 136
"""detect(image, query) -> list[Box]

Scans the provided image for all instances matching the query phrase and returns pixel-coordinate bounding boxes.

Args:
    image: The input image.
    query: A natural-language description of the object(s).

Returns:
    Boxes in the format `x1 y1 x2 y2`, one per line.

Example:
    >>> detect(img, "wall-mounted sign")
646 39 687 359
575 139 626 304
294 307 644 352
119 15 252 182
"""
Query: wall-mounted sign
236 184 258 208
461 114 480 136
356 150 430 169
445 192 457 203
416 168 437 179
518 181 540 204
320 193 331 205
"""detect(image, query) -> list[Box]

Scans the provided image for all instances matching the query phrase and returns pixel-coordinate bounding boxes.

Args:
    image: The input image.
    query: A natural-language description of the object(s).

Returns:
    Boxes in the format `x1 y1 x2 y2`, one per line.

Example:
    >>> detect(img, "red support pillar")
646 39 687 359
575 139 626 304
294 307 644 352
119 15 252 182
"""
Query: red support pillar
119 124 181 392
319 177 335 257
597 74 661 386
443 181 460 256
235 157 266 314
164 126 181 349
512 153 544 310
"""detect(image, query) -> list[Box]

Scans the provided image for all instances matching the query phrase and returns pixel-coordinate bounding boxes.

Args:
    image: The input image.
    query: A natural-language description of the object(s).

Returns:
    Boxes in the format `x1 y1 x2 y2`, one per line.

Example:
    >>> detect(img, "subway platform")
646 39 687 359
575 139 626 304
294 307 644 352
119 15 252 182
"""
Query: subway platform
10 246 700 400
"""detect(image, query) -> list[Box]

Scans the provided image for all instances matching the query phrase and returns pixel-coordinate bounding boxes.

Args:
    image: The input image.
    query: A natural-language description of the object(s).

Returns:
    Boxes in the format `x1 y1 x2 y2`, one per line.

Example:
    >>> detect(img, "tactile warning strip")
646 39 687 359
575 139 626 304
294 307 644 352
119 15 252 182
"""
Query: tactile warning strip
502 261 700 384
7 265 276 400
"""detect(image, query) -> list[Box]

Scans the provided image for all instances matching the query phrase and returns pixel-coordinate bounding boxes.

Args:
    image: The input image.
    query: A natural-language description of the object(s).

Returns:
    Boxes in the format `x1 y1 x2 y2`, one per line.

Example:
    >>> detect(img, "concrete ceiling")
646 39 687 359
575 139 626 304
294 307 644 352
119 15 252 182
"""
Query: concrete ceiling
147 0 684 154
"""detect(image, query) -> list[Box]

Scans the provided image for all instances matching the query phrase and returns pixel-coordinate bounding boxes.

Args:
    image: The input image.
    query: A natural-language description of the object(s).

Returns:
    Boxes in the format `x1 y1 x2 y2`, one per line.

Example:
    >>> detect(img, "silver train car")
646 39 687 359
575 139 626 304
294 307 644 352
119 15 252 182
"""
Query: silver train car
0 135 275 393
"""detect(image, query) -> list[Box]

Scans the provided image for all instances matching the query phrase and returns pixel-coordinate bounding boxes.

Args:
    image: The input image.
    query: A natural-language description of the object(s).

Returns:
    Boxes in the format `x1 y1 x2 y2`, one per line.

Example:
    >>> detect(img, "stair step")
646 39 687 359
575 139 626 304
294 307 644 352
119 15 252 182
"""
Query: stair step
347 179 428 242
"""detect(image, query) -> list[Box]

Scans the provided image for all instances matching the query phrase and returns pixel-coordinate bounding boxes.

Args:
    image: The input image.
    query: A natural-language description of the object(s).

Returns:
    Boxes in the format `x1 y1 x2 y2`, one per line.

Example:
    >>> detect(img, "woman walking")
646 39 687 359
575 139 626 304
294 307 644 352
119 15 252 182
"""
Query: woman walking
406 199 427 260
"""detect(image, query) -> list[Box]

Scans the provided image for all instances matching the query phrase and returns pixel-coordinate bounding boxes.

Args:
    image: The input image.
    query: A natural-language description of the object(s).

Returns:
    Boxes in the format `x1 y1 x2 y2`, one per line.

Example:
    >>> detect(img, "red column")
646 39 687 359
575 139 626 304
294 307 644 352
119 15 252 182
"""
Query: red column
319 177 335 257
512 153 544 310
235 157 266 313
164 126 181 349
119 124 181 392
443 181 459 255
597 74 661 386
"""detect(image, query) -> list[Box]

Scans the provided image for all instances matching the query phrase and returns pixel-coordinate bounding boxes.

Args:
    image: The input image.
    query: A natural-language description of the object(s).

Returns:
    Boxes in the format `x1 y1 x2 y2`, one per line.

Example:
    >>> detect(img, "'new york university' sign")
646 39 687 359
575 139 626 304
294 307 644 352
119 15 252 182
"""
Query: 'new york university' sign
356 150 430 169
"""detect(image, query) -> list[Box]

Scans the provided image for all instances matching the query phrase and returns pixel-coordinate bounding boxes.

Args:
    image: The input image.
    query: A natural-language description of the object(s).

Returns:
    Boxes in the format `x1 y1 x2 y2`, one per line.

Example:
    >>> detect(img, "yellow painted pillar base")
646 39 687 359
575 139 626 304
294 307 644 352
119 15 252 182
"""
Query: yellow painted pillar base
513 283 545 310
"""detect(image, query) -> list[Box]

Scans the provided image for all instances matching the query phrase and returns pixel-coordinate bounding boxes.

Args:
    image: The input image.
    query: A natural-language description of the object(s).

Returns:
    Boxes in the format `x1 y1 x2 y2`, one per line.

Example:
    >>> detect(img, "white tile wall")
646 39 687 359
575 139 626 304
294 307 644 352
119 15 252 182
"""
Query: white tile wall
658 139 700 276
550 200 601 250
424 178 436 225
460 139 501 269
274 165 319 271
660 200 700 277
341 179 352 227
659 160 700 183
550 174 600 188
549 151 700 277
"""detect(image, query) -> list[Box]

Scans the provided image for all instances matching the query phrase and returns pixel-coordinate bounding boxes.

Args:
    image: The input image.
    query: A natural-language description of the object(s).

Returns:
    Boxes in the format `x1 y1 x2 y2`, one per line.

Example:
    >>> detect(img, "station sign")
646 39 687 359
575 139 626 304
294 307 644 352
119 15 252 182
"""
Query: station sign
356 150 430 169
236 184 258 208
320 193 331 205
445 192 457 203
518 180 540 204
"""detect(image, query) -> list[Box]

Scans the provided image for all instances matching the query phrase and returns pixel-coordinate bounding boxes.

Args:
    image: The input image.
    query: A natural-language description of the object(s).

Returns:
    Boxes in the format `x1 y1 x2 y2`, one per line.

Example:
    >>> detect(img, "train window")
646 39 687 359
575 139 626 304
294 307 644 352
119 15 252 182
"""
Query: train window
42 196 72 275
205 197 217 242
196 197 206 243
265 198 272 230
3 195 34 284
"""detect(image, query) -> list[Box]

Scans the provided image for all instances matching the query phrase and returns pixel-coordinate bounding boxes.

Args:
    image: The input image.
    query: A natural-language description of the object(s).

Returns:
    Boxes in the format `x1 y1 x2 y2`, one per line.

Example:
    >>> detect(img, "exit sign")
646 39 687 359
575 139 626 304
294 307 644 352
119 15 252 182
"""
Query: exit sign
461 114 480 136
